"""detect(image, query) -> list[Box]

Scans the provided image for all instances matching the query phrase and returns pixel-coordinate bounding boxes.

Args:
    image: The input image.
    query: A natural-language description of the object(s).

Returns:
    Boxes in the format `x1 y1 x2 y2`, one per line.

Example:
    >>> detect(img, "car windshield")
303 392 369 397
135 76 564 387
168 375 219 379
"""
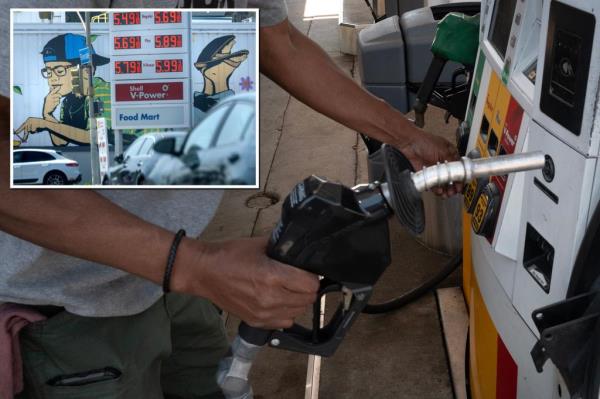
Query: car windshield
139 137 155 156
215 102 254 147
184 105 230 153
124 137 146 158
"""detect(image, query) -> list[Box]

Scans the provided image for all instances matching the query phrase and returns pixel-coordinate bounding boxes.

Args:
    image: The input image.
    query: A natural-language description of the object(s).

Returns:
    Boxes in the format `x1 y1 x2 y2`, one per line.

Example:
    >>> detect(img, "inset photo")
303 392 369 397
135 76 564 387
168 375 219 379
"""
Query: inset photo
11 9 258 187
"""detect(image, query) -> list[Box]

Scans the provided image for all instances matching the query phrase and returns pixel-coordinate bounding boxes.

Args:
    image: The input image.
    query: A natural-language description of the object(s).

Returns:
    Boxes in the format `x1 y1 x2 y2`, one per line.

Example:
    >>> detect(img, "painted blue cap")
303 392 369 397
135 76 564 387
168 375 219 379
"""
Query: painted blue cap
41 33 109 66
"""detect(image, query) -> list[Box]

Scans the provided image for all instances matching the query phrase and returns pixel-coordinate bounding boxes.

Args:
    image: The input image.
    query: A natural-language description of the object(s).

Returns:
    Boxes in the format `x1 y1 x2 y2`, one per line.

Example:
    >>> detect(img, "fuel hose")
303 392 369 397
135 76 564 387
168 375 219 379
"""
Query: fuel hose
362 253 462 314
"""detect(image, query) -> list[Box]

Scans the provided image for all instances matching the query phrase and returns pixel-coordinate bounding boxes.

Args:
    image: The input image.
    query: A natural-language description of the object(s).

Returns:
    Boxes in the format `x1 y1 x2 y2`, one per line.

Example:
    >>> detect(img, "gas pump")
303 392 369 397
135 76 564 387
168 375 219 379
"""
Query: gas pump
357 1 480 114
460 0 600 398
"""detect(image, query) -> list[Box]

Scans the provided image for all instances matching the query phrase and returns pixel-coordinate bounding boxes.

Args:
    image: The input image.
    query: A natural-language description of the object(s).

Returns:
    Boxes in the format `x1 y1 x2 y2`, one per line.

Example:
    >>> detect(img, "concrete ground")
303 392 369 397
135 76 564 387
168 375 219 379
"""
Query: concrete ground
201 1 461 397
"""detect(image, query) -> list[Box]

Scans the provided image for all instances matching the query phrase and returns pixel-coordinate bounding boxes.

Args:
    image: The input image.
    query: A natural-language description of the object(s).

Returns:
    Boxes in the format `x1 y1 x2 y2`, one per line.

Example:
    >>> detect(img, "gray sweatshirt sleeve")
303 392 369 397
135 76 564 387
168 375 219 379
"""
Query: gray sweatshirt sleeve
248 0 288 27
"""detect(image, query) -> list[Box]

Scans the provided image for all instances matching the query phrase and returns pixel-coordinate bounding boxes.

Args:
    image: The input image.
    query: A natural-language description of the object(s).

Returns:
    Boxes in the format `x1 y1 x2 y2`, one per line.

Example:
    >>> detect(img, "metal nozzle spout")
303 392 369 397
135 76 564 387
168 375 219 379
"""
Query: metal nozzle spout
410 151 546 192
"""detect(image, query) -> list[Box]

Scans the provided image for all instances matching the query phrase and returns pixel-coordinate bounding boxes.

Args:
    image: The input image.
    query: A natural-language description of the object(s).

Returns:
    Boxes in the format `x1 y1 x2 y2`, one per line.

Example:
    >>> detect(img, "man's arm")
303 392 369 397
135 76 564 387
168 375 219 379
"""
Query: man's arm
15 117 90 145
1 96 317 327
260 20 460 194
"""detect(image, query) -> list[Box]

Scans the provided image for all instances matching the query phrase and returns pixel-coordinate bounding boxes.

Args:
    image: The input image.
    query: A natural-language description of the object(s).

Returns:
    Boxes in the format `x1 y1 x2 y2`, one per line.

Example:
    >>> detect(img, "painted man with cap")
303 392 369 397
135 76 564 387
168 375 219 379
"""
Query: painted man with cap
14 33 111 146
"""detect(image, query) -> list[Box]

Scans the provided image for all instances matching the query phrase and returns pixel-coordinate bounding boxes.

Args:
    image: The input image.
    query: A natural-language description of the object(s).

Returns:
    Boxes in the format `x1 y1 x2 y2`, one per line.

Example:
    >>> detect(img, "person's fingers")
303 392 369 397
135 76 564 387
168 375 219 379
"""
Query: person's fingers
275 263 320 294
279 289 318 307
14 121 26 133
270 304 311 320
247 318 295 330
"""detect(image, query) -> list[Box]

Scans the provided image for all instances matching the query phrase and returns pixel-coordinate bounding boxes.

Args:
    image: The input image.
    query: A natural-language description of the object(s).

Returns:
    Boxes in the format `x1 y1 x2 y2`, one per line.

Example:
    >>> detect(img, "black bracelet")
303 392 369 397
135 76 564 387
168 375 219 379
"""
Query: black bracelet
163 229 186 293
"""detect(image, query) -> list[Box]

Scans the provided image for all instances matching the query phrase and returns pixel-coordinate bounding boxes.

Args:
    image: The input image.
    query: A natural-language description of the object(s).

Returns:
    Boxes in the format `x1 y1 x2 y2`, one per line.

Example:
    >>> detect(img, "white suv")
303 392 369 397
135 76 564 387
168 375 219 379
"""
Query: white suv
13 149 82 185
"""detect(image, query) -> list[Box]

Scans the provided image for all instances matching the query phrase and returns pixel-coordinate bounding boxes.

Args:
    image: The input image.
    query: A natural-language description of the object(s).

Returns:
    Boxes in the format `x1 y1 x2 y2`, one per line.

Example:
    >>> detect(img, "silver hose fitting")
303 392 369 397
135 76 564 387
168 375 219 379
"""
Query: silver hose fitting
411 151 546 192
217 336 261 399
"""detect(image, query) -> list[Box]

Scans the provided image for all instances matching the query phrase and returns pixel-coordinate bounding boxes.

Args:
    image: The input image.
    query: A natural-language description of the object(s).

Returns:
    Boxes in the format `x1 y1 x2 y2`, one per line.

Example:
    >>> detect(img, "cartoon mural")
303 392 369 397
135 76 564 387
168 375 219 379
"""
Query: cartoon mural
193 35 249 121
13 25 256 148
14 34 111 147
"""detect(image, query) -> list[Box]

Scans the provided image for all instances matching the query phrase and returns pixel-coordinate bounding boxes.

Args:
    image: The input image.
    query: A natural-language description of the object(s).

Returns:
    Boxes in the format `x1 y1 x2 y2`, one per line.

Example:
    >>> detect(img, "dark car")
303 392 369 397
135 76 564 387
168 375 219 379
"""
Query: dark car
146 93 256 186
106 131 187 185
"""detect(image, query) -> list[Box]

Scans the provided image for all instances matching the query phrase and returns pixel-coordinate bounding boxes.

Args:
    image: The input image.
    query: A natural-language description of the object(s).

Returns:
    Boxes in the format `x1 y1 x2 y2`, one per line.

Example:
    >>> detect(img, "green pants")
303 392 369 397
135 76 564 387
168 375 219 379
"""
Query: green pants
16 293 229 399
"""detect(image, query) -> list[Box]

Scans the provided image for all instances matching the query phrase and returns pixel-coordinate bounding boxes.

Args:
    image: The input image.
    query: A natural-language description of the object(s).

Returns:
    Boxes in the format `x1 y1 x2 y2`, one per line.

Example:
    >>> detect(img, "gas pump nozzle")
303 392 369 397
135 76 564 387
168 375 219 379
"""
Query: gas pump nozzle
217 146 546 399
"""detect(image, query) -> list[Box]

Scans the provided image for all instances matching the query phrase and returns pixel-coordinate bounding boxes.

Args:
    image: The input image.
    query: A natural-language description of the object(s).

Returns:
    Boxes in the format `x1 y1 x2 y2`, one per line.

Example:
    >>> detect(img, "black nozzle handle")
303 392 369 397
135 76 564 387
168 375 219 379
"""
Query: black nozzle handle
238 322 272 346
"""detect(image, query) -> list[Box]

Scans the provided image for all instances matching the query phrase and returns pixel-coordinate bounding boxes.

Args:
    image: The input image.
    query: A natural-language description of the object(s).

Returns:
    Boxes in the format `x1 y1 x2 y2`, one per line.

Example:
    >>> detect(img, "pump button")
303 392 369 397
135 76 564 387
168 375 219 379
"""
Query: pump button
542 155 555 182
471 182 501 237
464 177 487 214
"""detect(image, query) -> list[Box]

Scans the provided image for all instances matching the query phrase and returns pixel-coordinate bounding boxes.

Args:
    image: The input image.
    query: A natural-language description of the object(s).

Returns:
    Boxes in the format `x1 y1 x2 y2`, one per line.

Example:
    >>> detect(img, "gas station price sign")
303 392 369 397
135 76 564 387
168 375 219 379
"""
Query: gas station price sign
154 34 183 48
154 12 182 24
113 35 141 50
113 12 141 25
109 30 190 55
110 11 191 130
156 59 183 73
114 60 142 75
110 11 189 31
110 54 189 80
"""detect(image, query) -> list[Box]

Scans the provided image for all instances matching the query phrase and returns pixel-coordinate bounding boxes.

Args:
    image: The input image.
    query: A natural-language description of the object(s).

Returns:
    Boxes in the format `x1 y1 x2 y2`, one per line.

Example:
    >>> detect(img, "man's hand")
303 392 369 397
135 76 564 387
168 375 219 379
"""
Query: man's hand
172 236 319 329
14 117 50 135
394 126 462 197
43 86 61 119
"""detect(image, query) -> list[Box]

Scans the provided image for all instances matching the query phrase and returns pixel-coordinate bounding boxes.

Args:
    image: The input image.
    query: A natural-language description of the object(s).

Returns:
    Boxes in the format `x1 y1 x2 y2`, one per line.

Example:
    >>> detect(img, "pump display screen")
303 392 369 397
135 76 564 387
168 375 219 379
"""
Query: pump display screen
488 0 517 59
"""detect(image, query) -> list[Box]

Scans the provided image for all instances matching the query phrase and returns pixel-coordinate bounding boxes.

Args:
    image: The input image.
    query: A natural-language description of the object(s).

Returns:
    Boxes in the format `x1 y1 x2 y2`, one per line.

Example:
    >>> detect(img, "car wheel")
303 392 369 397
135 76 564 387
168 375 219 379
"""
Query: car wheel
43 171 67 185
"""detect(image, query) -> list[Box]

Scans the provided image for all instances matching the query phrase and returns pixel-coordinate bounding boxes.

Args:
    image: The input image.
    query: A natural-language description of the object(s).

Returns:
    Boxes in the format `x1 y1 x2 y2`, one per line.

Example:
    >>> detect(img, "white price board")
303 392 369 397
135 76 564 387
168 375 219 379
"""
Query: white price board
112 104 191 129
96 118 109 180
110 11 190 31
110 54 190 81
109 29 190 56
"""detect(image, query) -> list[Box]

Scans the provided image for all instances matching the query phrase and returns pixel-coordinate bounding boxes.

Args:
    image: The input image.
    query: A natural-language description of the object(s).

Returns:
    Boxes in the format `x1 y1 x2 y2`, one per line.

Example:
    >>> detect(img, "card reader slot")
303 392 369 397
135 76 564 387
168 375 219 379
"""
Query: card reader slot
480 115 490 143
488 129 499 156
523 223 554 293
534 177 559 204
